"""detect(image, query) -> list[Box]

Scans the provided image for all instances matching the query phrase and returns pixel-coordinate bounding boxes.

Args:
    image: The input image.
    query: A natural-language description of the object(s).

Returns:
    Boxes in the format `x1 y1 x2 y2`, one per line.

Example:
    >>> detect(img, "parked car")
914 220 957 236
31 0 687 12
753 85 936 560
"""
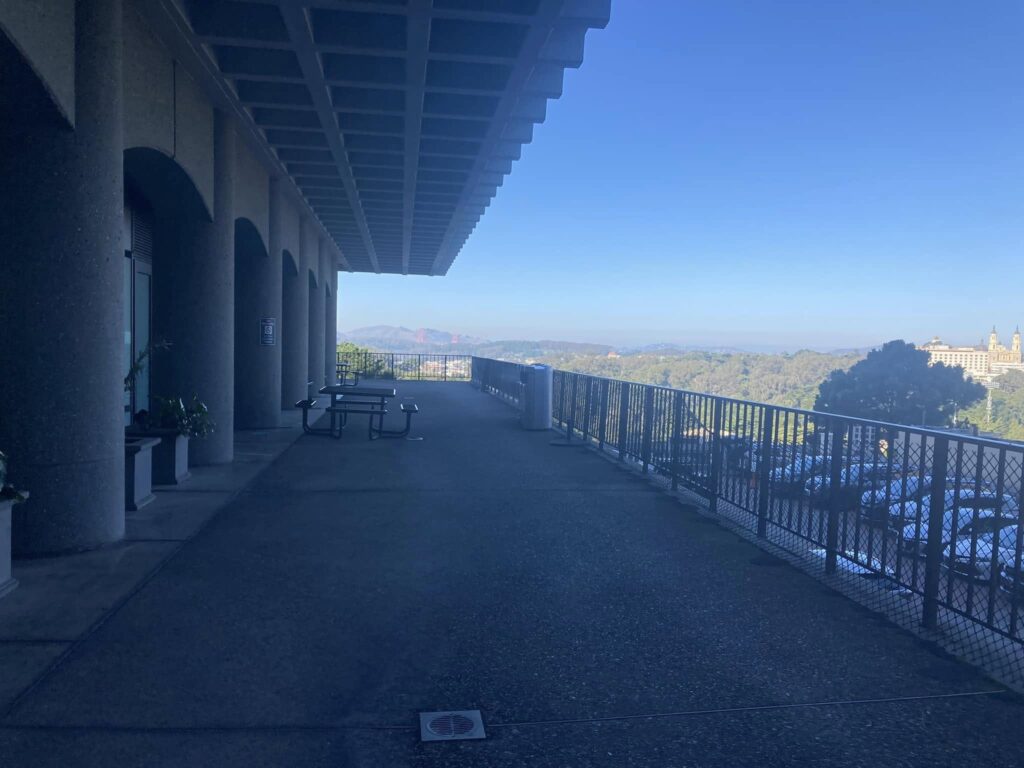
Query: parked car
887 488 1017 530
942 523 1019 583
859 475 932 524
861 474 931 509
805 463 875 494
999 540 1024 602
804 463 892 509
769 455 828 493
901 505 995 561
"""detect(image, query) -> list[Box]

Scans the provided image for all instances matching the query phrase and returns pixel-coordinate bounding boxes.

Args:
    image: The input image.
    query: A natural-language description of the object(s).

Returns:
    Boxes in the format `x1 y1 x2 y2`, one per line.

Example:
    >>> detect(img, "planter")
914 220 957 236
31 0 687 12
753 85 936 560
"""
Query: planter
125 436 161 511
128 428 190 485
0 495 22 599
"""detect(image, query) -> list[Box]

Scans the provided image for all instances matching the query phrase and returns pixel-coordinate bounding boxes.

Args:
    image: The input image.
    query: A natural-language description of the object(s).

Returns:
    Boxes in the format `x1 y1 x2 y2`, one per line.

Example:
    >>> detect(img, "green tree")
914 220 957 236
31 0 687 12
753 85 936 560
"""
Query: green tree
336 341 373 358
959 370 1024 441
814 340 985 426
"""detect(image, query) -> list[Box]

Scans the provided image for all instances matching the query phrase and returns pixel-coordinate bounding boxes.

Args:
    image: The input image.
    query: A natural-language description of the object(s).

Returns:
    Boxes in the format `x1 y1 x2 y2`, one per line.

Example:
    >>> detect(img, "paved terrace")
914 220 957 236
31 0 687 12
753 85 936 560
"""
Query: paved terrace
2 382 1023 767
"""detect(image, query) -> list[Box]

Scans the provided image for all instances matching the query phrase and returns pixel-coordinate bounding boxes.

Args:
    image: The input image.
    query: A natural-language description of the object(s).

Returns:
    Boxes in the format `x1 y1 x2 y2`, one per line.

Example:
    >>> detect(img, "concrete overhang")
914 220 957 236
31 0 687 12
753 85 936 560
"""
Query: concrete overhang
154 0 609 275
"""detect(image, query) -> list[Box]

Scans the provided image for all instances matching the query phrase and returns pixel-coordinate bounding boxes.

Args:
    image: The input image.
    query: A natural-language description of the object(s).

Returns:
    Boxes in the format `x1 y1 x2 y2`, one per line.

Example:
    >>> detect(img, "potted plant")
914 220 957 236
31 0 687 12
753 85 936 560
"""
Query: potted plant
124 433 161 511
122 341 173 509
129 394 215 484
1 450 27 598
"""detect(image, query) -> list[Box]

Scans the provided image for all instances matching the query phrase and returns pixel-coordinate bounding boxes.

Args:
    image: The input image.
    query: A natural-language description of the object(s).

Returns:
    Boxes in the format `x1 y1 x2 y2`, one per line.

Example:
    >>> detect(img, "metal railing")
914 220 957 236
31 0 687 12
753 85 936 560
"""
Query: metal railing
336 351 471 382
471 356 525 405
470 356 1024 688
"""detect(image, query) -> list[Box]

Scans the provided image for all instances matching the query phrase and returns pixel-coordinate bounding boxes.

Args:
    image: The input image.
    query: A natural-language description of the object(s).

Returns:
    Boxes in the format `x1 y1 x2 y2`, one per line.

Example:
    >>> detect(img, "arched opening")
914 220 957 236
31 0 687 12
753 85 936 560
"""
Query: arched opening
283 249 299 278
123 147 211 424
0 26 69 134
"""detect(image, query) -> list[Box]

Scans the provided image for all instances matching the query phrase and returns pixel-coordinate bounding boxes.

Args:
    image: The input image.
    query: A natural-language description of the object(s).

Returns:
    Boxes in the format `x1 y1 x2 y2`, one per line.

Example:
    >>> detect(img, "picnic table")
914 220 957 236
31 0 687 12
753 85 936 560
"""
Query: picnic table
334 361 360 387
317 384 421 440
319 384 396 439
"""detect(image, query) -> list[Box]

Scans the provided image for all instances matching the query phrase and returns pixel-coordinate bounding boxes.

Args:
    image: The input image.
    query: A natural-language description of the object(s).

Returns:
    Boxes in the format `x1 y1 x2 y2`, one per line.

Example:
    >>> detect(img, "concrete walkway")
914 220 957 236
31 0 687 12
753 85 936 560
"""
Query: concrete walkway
2 382 1023 767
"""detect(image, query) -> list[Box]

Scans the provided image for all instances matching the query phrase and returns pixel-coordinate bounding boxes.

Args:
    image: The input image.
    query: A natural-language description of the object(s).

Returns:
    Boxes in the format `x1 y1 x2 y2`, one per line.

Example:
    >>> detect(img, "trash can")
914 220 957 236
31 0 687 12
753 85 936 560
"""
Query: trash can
520 364 553 430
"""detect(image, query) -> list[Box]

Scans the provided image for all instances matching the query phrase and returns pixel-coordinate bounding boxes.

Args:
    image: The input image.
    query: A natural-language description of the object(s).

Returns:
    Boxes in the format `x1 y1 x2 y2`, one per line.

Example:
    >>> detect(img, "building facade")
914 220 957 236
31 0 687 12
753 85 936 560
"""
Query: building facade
0 1 607 556
921 327 1023 381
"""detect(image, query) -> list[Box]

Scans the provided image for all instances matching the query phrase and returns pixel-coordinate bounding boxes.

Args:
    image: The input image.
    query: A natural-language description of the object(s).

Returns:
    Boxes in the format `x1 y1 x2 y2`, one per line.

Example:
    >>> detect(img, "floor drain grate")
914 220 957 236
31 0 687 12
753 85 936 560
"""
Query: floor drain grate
419 710 486 742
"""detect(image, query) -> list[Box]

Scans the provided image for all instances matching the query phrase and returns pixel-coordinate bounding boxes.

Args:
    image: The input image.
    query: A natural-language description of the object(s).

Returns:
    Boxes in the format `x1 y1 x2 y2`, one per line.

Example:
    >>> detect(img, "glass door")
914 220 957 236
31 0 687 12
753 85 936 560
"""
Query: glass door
124 197 155 424
132 260 152 417
123 252 133 425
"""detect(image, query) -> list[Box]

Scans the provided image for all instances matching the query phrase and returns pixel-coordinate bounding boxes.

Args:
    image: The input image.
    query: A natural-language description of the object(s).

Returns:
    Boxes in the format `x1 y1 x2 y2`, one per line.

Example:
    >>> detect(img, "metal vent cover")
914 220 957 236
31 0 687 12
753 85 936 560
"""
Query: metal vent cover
419 709 486 742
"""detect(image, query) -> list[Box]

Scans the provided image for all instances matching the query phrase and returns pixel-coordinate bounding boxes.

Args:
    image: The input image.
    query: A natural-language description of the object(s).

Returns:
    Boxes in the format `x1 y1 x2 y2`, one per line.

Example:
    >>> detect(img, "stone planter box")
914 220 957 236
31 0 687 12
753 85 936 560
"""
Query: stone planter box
125 436 161 511
0 495 22 599
128 429 190 485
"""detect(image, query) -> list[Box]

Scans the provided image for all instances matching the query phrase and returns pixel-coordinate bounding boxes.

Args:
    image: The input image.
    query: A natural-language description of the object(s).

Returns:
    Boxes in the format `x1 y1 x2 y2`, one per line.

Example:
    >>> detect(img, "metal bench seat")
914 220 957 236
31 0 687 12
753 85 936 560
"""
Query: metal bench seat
295 398 326 435
372 400 419 440
326 403 388 439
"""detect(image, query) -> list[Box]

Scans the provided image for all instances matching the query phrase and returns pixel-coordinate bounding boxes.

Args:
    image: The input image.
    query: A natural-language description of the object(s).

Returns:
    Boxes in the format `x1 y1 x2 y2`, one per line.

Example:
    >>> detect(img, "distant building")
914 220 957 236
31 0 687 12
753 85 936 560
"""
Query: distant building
921 326 1023 381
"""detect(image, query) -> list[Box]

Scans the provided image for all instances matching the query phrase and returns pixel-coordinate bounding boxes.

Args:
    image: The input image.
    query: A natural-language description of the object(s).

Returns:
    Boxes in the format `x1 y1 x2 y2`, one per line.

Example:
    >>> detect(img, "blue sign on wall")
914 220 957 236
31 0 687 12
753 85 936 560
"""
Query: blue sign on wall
260 317 276 346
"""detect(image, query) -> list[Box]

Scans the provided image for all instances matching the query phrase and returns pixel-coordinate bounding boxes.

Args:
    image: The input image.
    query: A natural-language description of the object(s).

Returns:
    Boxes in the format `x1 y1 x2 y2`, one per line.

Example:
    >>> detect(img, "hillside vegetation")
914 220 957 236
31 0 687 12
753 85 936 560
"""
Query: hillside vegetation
338 328 1024 442
534 350 864 411
959 371 1024 441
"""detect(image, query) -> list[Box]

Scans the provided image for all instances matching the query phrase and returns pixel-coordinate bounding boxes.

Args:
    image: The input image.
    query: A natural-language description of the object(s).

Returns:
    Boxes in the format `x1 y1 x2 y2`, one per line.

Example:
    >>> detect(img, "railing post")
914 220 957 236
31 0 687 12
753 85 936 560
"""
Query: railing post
617 383 630 461
583 377 594 442
641 386 654 473
443 354 448 382
555 370 566 426
671 390 683 491
825 422 846 575
708 398 723 513
598 379 610 450
922 437 950 630
567 374 579 440
756 407 775 538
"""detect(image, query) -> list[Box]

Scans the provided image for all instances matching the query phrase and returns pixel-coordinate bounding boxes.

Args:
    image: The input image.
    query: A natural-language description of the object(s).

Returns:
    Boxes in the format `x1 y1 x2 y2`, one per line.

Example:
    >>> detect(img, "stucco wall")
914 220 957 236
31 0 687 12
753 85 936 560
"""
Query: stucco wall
302 217 321 285
0 0 75 124
280 197 301 274
234 140 269 250
174 66 214 215
123 8 172 156
123 7 214 215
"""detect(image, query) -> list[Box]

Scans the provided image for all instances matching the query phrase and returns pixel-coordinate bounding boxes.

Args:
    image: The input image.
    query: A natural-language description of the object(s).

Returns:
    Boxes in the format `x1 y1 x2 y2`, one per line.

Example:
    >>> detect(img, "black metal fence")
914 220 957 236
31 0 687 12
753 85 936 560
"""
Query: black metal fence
471 356 1024 688
471 356 525 406
336 352 471 382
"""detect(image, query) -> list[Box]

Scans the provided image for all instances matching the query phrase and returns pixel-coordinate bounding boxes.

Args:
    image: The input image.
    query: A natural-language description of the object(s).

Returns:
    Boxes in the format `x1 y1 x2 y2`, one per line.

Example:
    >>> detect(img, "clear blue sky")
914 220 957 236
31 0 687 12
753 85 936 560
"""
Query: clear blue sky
340 0 1023 351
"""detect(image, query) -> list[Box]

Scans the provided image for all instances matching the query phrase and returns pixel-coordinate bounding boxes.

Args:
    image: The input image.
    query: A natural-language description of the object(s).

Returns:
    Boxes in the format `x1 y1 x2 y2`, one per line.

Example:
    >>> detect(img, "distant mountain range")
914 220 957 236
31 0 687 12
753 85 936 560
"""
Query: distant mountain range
338 325 870 358
339 325 488 349
339 326 614 358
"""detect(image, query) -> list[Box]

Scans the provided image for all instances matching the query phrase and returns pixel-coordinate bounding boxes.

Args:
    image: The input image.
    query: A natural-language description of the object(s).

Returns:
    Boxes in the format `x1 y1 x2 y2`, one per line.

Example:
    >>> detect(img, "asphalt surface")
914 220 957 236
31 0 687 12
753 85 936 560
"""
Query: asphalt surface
2 382 1023 766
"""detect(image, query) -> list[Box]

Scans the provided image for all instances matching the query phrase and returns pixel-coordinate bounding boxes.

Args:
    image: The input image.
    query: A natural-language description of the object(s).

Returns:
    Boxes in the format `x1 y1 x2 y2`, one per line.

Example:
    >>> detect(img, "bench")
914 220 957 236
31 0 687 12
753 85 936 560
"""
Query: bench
334 363 361 386
371 400 419 440
327 399 388 439
295 398 328 436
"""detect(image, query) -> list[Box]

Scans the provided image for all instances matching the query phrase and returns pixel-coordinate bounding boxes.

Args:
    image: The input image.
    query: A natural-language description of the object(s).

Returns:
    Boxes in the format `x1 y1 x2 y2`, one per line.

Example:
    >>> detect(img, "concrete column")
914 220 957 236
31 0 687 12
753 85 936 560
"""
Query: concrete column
307 238 327 392
0 0 124 555
323 257 338 385
234 180 282 428
281 218 310 406
171 112 235 465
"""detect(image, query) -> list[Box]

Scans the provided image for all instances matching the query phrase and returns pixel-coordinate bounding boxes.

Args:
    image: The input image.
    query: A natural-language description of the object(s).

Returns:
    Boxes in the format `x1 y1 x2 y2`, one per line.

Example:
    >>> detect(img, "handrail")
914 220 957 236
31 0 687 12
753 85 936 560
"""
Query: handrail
335 351 472 381
467 355 1024 687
